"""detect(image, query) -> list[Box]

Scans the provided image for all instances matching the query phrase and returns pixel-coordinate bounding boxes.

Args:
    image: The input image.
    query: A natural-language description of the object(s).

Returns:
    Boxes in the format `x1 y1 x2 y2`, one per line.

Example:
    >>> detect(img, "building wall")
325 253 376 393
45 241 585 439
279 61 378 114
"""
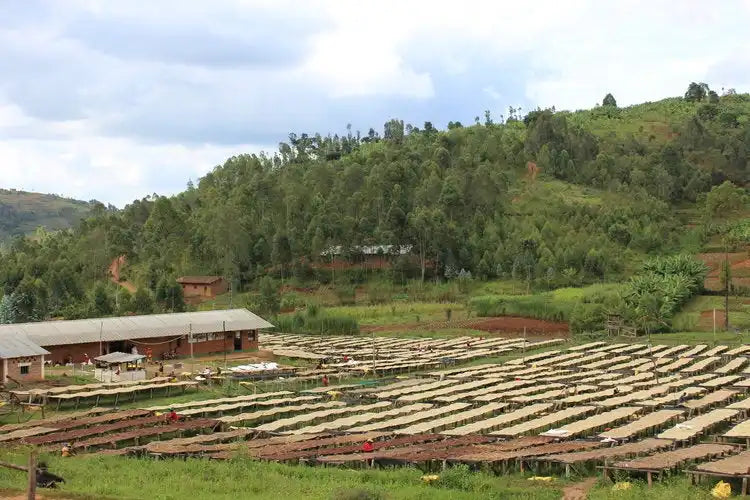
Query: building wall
1 355 44 383
181 279 228 298
42 329 259 364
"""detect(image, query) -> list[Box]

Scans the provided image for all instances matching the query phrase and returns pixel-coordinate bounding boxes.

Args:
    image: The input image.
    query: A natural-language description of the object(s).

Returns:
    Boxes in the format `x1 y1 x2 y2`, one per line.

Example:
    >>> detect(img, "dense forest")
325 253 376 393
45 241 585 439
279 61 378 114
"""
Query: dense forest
0 83 748 326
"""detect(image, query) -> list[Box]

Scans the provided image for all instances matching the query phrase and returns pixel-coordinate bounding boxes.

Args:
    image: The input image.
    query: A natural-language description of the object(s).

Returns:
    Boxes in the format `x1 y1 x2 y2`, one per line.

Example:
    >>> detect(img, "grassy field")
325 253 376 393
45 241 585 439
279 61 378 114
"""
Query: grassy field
325 302 468 327
673 295 750 331
0 451 727 500
0 451 565 500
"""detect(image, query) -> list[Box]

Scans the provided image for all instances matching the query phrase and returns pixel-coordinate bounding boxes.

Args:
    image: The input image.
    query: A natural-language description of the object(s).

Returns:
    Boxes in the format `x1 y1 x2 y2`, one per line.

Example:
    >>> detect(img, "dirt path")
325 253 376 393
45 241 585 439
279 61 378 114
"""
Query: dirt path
561 477 597 500
108 255 136 293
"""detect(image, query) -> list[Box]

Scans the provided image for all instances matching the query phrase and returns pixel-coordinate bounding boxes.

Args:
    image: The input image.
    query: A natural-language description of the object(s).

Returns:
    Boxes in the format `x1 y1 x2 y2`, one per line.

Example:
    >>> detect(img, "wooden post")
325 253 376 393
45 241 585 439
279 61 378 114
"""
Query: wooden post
646 471 652 487
27 452 36 500
742 477 748 496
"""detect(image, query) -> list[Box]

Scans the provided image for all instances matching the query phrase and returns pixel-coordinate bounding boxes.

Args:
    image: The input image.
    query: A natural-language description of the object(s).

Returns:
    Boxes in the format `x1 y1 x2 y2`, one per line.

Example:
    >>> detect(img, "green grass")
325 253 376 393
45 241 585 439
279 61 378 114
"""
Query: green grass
0 451 564 500
672 295 750 331
323 302 466 327
588 476 719 500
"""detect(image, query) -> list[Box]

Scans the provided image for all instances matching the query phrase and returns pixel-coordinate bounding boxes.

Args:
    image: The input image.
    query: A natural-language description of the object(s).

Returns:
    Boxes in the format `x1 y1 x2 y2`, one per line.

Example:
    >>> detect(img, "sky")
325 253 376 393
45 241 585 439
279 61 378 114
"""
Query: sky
1 0 749 207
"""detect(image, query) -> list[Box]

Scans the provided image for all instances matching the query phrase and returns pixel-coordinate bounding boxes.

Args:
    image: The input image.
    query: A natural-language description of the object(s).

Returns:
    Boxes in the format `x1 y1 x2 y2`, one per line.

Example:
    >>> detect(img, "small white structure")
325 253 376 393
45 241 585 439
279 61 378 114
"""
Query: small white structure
94 351 146 382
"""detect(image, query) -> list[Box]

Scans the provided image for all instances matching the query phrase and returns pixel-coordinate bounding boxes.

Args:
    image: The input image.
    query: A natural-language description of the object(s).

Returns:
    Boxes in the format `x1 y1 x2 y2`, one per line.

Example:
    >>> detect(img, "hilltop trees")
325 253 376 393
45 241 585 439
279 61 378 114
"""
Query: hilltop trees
602 93 617 107
0 91 749 323
685 82 710 102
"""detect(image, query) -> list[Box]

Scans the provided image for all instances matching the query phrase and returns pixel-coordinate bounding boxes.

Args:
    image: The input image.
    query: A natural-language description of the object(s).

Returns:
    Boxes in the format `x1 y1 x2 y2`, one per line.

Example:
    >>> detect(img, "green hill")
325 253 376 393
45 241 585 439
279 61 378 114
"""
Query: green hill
0 189 93 240
0 85 748 329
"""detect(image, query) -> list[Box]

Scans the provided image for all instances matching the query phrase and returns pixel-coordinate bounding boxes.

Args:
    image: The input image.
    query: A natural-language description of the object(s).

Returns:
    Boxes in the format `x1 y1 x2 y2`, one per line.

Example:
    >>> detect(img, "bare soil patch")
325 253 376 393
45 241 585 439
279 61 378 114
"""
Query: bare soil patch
561 477 597 500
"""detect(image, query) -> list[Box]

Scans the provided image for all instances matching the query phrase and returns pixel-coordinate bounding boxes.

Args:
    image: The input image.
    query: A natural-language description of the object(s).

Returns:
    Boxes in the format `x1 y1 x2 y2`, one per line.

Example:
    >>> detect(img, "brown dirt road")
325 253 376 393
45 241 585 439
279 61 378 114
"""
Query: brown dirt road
561 477 597 500
108 255 136 293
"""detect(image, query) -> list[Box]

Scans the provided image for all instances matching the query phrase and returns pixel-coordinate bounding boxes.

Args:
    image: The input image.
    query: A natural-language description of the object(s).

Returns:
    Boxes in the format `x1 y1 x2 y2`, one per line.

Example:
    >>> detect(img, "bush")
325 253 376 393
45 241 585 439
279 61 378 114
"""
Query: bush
335 285 357 306
438 465 474 491
622 254 708 331
280 292 304 311
469 294 569 322
274 308 359 335
367 283 392 304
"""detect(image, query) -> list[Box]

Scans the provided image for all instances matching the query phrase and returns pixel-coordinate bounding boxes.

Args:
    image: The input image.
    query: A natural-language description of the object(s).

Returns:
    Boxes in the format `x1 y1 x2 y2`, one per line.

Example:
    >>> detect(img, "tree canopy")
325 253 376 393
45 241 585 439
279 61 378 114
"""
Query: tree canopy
0 89 749 322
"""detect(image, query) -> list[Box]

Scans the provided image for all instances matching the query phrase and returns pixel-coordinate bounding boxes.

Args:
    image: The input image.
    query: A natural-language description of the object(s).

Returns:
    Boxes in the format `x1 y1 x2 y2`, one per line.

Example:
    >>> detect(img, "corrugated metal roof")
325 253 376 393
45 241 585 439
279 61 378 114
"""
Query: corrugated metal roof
0 308 274 347
94 352 145 364
0 333 50 358
177 276 223 284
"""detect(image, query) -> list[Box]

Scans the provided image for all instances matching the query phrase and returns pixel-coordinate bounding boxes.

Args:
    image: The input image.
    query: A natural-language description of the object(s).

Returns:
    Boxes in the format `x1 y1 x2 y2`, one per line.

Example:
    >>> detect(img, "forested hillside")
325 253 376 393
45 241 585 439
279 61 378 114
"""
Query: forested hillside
0 189 93 241
0 84 748 326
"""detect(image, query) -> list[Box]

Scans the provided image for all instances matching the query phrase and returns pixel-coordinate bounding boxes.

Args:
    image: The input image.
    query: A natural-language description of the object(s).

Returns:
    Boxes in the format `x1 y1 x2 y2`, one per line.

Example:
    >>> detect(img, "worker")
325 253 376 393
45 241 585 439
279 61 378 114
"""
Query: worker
343 355 350 362
678 392 687 404
158 362 165 374
361 438 374 453
35 462 65 489
322 375 329 387
61 443 71 457
166 408 179 423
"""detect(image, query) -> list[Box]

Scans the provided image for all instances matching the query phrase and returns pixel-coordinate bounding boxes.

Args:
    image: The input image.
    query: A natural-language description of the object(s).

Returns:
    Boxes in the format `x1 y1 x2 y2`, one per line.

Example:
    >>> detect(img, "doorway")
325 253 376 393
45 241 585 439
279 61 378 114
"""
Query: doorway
233 332 242 351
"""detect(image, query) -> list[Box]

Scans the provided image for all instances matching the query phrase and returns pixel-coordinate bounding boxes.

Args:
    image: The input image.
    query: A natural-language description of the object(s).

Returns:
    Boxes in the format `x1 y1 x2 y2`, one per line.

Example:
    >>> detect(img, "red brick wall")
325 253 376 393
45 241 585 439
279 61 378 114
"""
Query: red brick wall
3 355 44 382
181 279 228 298
45 342 103 364
42 330 259 364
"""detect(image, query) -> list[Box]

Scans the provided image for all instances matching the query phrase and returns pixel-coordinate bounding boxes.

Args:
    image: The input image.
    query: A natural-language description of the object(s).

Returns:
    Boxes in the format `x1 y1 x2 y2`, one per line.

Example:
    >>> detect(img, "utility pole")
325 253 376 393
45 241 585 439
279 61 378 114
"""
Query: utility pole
99 321 103 356
713 308 717 344
189 323 194 375
223 321 227 371
372 329 376 375
724 251 730 330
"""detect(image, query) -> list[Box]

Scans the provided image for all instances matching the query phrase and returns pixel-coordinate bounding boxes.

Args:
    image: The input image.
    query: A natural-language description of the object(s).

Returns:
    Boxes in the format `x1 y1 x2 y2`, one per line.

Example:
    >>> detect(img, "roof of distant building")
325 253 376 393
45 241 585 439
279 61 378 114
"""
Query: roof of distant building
321 244 413 257
176 276 224 284
0 333 50 359
0 309 273 348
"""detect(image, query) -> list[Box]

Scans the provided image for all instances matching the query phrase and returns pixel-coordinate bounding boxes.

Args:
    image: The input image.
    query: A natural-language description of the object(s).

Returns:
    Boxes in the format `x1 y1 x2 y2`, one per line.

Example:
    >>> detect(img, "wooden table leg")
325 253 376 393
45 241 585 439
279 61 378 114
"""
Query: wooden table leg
647 471 652 487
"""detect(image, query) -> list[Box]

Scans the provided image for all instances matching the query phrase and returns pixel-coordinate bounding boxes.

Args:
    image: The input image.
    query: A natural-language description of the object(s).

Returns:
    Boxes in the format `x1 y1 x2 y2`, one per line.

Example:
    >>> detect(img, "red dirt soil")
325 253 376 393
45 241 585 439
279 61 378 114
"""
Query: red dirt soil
562 477 598 500
108 255 136 293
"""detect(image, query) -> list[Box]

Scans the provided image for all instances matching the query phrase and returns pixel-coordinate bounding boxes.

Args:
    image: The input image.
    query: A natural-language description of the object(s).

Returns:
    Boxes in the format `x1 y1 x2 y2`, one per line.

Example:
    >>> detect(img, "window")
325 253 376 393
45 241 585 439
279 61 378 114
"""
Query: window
248 330 257 342
19 364 30 375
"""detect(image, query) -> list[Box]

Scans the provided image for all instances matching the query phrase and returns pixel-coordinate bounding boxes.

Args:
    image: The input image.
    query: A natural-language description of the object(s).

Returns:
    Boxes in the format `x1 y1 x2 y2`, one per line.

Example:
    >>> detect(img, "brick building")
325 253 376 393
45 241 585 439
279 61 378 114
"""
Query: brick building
0 333 49 384
0 309 273 365
177 276 229 299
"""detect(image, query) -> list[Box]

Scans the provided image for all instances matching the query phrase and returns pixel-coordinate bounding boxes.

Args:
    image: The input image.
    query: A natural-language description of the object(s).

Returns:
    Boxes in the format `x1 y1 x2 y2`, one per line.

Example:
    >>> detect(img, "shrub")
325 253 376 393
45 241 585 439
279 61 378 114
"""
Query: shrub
367 283 391 304
335 285 357 306
438 464 474 491
280 292 304 311
274 308 359 335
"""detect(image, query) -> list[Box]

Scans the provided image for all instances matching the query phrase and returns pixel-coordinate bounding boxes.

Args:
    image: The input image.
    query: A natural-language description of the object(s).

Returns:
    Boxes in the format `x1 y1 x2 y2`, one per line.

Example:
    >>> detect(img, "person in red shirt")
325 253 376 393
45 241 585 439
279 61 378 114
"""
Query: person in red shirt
322 375 329 387
166 408 179 423
361 439 374 452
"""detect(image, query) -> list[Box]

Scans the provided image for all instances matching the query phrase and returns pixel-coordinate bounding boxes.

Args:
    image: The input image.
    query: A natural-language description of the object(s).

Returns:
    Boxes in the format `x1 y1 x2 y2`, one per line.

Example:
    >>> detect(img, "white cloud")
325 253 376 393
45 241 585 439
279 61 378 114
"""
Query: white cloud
0 0 749 208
